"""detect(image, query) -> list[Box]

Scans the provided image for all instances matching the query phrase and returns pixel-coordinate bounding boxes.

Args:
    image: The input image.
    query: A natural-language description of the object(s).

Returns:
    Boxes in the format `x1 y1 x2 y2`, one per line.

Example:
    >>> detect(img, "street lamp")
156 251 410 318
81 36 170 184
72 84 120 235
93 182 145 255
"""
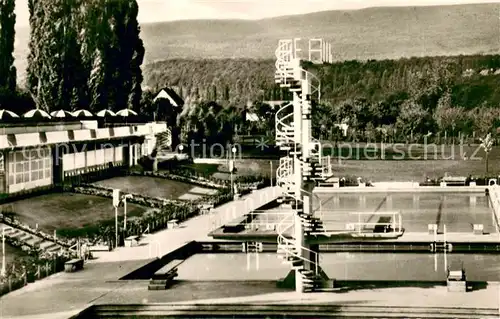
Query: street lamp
122 194 133 231
178 144 184 153
270 160 273 187
230 146 237 195
2 226 13 277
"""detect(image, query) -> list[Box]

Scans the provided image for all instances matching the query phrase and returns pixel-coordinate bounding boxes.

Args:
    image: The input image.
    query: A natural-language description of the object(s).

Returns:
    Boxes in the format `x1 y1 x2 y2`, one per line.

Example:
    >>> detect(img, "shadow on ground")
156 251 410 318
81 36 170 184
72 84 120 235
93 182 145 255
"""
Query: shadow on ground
333 280 488 293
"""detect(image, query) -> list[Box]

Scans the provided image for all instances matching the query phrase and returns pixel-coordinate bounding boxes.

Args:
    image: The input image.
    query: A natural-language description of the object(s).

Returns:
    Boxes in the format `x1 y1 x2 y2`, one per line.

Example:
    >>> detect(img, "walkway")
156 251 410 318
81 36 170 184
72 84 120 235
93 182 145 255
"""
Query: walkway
0 186 281 319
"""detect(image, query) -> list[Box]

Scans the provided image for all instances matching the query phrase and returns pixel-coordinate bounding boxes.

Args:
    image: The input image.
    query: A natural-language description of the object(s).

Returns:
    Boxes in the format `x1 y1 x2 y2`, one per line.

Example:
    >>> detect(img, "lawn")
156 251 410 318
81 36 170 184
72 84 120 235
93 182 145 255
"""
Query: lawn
0 193 148 233
209 144 500 182
93 176 203 199
327 143 500 181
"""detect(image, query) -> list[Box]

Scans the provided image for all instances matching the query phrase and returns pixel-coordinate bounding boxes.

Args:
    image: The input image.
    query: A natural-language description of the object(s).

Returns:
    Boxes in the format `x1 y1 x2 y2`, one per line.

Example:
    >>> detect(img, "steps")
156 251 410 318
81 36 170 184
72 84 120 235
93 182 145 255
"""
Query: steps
0 223 66 254
148 259 183 290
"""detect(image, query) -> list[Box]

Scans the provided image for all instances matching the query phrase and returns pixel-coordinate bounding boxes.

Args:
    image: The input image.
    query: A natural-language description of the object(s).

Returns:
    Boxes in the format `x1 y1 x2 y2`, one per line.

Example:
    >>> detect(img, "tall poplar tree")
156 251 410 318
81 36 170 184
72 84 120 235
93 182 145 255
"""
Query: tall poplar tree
28 0 86 110
126 0 145 111
103 0 144 111
0 0 16 93
26 0 43 104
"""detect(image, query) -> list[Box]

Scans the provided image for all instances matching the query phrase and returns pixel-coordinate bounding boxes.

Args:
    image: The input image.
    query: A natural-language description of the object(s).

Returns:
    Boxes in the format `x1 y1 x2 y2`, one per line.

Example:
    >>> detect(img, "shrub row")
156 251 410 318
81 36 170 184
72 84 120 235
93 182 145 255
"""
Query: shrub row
0 251 70 297
57 184 234 243
131 170 224 189
72 184 179 208
130 169 270 191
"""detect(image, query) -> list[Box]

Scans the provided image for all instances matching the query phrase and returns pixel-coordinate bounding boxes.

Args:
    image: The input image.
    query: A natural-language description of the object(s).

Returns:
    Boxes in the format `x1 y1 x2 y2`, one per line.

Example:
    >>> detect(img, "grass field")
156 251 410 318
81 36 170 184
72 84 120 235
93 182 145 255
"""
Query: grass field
93 176 206 199
0 193 148 233
222 143 500 182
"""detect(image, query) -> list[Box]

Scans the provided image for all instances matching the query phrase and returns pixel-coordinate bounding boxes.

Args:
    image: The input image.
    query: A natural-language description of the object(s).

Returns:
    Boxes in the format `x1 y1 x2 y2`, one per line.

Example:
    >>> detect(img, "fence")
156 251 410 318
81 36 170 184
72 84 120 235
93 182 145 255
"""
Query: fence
0 256 68 297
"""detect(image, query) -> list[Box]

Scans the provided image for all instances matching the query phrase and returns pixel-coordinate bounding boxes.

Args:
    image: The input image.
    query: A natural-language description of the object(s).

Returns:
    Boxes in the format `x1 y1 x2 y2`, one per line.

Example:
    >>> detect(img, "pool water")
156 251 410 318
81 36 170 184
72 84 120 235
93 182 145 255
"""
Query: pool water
177 252 500 282
256 193 496 233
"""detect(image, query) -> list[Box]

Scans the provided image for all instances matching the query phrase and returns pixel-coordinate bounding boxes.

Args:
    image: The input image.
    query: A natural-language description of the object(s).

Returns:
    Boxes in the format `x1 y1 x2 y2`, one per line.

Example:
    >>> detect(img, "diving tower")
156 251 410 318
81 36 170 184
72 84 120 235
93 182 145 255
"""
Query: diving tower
273 38 402 292
274 38 334 292
208 38 404 292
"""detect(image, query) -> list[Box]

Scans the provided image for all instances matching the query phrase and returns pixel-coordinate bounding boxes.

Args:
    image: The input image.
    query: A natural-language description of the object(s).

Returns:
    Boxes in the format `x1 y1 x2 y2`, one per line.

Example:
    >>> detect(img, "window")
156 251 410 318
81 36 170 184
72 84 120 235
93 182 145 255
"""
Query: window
8 147 52 187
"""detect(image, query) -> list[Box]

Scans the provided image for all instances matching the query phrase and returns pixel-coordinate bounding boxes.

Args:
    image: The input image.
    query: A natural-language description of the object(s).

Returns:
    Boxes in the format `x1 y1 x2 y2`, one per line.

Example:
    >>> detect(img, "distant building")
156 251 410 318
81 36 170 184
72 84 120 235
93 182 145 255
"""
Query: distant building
154 87 184 109
245 112 260 122
263 100 287 108
334 123 348 136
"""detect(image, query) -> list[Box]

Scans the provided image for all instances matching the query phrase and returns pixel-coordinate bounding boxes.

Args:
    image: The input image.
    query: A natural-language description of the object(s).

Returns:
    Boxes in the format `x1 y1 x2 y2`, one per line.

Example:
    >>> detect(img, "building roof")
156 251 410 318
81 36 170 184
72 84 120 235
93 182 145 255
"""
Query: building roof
154 87 184 107
245 113 260 122
0 122 167 151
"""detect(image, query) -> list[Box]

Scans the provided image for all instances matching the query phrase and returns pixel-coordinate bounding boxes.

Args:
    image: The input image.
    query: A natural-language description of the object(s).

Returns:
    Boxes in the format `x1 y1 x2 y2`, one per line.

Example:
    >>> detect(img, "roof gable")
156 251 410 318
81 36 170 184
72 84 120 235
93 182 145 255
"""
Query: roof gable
154 87 184 107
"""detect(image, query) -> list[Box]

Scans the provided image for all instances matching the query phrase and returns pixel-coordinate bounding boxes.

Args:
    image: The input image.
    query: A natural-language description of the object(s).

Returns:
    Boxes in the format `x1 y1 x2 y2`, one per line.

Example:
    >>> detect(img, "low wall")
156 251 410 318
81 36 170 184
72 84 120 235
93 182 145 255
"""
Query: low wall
72 184 174 208
73 303 498 319
315 185 488 193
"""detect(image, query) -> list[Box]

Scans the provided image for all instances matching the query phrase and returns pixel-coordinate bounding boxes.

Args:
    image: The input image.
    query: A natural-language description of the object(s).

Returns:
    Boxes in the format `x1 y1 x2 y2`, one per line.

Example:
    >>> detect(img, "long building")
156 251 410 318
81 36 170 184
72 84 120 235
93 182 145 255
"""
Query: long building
0 119 167 195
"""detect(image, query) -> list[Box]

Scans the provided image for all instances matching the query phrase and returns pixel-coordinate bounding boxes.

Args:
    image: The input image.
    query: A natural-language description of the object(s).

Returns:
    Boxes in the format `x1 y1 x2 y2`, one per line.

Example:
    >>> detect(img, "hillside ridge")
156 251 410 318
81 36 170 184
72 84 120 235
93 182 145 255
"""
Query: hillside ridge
13 3 500 84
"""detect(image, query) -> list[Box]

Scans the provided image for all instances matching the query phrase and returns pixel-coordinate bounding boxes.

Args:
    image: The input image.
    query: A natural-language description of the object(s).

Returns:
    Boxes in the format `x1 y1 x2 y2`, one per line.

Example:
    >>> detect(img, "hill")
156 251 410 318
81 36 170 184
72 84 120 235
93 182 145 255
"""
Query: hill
13 3 500 84
141 3 500 61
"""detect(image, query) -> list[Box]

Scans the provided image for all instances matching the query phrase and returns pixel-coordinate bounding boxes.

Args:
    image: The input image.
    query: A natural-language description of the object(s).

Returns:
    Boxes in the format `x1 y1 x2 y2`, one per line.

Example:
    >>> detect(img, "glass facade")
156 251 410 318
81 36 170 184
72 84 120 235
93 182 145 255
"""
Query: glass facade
8 147 52 193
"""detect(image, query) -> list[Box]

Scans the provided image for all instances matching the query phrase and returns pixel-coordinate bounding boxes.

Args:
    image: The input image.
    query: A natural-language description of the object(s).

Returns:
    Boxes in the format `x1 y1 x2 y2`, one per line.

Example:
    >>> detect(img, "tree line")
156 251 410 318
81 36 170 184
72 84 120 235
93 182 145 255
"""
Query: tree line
144 55 500 142
0 0 144 114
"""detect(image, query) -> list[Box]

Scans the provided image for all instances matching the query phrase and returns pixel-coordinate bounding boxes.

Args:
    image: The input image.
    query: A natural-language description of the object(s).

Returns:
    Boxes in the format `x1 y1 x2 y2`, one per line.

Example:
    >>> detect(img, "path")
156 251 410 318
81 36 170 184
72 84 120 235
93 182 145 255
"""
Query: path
0 186 281 319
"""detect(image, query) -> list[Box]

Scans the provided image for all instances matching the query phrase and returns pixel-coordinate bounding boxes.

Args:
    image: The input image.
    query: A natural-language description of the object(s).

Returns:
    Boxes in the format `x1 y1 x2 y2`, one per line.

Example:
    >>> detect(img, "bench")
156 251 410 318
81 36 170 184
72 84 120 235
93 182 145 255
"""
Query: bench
148 259 184 290
64 258 84 272
167 219 179 229
124 235 139 247
373 217 392 233
442 176 467 186
88 244 111 252
200 204 214 215
447 268 467 292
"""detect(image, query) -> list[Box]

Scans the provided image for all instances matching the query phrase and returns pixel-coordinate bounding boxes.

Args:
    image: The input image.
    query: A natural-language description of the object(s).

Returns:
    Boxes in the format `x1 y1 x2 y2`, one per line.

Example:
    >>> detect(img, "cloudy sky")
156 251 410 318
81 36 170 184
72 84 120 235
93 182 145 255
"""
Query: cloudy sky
14 0 500 26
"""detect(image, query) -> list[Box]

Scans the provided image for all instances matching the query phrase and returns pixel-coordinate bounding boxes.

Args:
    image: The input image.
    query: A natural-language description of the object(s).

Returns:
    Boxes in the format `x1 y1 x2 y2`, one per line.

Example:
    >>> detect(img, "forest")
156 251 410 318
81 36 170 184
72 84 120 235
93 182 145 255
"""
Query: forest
2 0 500 145
143 54 500 143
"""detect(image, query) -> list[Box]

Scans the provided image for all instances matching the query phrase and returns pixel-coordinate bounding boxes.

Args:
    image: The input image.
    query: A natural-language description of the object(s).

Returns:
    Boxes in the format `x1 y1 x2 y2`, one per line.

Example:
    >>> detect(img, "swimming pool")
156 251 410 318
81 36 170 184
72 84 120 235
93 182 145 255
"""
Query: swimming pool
253 193 496 233
177 252 500 282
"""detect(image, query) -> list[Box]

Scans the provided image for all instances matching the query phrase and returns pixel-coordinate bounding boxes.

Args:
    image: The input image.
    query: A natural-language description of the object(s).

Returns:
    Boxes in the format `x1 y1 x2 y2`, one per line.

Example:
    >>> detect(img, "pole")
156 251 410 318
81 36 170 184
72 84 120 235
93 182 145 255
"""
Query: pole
230 170 233 195
123 198 127 231
270 161 273 187
444 225 447 272
358 213 361 233
2 227 5 277
115 206 118 248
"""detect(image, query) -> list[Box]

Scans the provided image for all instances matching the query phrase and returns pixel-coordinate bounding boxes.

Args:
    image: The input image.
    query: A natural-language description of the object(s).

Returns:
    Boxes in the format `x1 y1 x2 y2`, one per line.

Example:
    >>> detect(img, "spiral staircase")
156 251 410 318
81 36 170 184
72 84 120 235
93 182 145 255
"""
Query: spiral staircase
274 39 328 292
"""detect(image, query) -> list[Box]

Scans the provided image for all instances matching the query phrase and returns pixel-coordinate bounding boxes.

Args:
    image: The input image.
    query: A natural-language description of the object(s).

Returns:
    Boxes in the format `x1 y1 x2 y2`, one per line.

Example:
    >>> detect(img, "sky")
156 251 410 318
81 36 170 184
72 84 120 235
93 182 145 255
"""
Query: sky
13 0 500 26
